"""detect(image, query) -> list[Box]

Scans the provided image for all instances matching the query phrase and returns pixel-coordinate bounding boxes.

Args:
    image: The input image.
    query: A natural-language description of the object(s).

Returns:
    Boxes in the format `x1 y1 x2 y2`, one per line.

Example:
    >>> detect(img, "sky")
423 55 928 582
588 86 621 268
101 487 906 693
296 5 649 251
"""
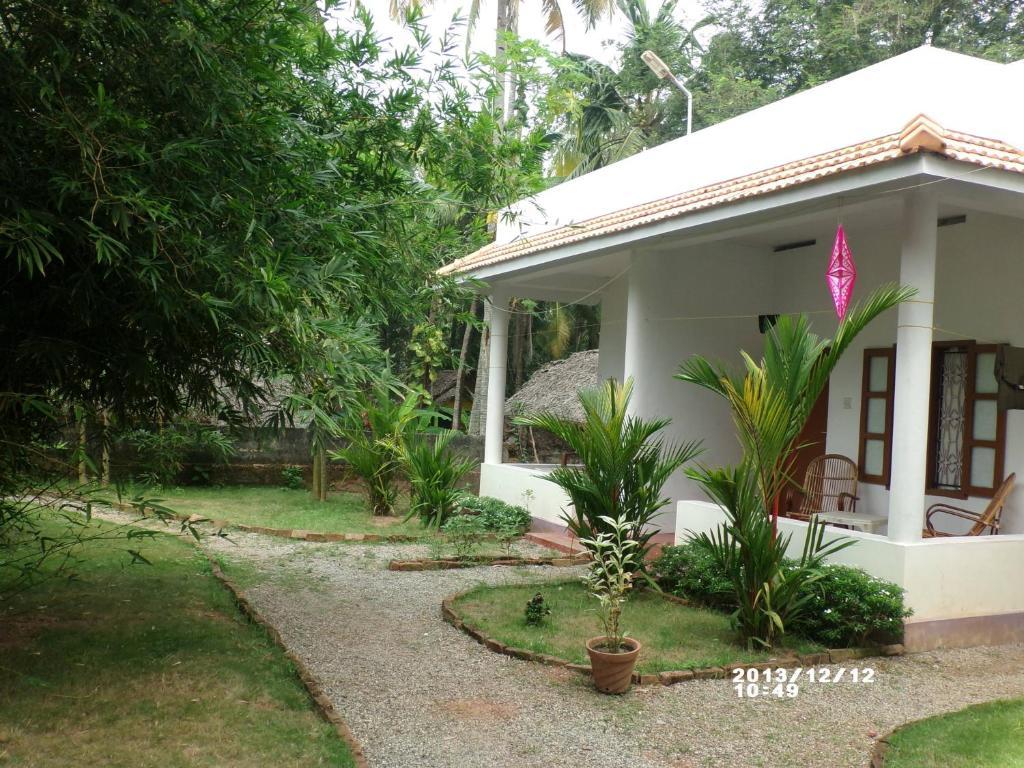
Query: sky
329 1 710 68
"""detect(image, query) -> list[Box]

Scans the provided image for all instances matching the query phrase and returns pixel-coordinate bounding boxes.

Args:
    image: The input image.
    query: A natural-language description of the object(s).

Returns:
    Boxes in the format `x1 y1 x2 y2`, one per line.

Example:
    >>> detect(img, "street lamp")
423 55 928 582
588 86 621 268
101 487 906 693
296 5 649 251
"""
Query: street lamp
641 49 692 136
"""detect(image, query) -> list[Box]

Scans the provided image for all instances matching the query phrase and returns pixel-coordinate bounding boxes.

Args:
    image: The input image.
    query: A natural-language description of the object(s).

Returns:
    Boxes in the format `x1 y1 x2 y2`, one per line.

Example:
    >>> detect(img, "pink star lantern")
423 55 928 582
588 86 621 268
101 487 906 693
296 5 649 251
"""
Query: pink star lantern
827 224 857 320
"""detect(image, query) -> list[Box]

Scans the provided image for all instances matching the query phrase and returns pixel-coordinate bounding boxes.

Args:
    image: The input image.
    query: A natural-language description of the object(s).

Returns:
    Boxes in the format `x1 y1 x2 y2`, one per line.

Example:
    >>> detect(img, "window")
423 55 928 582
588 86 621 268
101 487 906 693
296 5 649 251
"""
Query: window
859 342 1006 497
858 348 895 486
926 342 1005 498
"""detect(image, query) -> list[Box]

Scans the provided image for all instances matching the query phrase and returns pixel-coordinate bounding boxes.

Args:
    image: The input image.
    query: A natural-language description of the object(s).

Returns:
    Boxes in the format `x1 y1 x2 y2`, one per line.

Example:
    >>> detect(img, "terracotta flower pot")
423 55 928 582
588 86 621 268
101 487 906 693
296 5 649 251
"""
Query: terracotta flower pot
586 636 641 694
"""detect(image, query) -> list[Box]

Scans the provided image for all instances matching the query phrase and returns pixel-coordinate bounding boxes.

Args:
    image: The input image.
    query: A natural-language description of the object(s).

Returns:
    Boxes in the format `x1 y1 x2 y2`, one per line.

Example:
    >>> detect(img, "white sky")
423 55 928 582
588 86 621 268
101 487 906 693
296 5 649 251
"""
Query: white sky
334 1 710 68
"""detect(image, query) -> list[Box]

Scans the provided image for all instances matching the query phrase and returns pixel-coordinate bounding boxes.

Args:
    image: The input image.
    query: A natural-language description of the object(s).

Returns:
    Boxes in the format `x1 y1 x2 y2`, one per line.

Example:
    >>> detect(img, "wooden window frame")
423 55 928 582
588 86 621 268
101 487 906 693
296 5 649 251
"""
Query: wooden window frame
859 343 1007 498
858 346 896 487
925 341 1006 499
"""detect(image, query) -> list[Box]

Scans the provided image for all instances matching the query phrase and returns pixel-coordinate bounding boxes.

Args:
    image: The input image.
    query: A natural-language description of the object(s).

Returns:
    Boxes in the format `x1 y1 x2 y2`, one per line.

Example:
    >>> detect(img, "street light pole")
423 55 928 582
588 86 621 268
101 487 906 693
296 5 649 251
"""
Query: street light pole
641 50 693 136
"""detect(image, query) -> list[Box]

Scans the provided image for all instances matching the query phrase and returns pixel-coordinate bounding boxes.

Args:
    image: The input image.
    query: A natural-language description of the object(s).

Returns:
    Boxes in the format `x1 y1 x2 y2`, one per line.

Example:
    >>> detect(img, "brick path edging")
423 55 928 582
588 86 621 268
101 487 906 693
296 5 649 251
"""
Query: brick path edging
441 588 905 687
203 554 370 768
869 735 890 768
389 554 590 571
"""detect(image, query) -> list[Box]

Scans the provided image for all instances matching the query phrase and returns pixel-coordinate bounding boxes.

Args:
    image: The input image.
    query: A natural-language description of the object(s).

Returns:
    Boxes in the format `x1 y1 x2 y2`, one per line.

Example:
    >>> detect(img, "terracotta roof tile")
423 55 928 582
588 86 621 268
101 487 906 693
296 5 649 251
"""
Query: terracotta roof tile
439 115 1024 277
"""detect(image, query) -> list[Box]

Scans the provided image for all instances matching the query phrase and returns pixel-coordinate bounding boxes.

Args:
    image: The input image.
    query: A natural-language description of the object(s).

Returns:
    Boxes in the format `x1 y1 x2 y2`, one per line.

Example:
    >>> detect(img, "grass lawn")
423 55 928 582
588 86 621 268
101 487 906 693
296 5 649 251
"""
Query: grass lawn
453 581 822 675
0 515 355 767
105 484 427 537
883 698 1024 767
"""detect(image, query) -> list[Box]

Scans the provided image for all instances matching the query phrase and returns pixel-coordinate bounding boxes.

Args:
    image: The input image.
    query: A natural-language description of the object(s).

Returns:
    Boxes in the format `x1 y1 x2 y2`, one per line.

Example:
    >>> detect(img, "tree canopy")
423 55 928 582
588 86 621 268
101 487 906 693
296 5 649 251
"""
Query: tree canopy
0 0 547 429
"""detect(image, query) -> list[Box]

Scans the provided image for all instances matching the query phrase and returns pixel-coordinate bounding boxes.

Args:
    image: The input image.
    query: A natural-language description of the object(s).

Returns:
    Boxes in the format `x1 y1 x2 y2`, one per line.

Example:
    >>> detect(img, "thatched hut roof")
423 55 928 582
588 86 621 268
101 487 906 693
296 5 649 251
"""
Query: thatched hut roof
430 369 474 403
505 349 599 423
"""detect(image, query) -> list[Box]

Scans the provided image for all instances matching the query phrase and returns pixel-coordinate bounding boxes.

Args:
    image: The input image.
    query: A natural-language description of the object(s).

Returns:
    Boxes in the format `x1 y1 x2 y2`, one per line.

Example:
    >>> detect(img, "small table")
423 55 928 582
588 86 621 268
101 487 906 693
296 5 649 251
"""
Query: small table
814 511 887 534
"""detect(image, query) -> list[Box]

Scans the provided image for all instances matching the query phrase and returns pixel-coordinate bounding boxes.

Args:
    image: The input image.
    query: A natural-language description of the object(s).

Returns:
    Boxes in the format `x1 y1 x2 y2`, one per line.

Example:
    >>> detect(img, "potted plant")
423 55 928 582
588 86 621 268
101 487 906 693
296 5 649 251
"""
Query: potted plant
581 514 643 694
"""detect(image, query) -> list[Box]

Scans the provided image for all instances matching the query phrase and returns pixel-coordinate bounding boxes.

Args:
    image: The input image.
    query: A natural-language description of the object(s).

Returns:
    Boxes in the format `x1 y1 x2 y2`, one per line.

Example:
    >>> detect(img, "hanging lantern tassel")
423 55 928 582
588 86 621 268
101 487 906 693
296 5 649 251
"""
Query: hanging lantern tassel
827 223 857 320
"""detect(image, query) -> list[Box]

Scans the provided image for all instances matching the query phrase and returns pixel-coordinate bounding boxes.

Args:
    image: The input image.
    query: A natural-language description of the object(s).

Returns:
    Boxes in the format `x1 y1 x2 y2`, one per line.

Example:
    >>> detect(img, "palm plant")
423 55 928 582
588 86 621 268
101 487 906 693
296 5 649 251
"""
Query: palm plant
400 429 477 529
515 378 701 564
675 284 914 648
333 384 424 516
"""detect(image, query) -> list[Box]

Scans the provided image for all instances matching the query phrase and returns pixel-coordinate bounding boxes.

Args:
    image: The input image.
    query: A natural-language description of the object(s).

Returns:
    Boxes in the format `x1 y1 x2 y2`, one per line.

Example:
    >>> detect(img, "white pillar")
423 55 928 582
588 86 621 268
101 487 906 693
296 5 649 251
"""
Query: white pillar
483 293 510 465
887 190 938 542
622 252 653 415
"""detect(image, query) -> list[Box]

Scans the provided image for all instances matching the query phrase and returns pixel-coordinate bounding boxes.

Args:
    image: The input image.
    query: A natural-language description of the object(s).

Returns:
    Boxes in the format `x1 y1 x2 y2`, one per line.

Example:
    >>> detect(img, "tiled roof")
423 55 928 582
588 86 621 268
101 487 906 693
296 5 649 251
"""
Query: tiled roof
439 115 1024 277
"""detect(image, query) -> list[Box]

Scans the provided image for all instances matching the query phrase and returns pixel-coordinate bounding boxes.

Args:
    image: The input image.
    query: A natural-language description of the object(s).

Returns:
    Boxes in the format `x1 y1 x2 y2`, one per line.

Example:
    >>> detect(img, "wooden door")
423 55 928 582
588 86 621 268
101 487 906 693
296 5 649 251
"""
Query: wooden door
784 382 830 515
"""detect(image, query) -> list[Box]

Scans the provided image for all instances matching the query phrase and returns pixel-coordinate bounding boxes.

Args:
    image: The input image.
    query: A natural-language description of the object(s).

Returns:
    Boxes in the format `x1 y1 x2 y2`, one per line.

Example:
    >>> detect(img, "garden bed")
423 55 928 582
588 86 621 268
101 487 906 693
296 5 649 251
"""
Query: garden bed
871 697 1024 768
444 581 903 685
390 552 589 571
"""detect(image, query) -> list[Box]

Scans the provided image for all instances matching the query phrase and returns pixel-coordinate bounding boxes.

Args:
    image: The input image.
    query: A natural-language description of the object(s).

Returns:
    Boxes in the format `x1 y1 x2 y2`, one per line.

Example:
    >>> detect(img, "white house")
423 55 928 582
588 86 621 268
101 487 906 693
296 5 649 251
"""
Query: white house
440 47 1024 651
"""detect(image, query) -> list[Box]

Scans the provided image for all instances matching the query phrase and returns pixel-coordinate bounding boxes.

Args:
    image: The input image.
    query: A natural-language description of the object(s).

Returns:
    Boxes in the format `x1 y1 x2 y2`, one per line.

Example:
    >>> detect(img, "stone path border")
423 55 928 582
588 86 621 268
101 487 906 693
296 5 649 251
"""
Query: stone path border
870 735 890 768
204 553 370 768
389 553 590 571
442 587 905 687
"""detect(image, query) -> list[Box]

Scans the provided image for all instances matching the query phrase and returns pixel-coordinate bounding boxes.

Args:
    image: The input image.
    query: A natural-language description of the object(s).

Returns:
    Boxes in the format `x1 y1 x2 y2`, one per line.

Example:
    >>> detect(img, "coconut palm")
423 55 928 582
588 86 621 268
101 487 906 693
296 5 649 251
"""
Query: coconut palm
675 284 914 648
554 0 710 178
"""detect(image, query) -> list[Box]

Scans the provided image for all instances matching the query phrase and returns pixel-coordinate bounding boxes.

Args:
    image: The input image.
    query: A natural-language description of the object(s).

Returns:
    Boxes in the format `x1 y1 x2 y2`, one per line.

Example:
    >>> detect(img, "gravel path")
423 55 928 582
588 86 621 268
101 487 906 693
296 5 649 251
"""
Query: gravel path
199 531 1024 768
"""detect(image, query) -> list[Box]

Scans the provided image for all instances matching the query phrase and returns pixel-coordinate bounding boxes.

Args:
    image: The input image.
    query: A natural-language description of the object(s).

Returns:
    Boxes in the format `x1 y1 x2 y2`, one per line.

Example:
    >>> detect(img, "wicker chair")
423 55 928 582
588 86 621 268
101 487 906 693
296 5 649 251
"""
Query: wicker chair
923 473 1016 537
791 454 859 522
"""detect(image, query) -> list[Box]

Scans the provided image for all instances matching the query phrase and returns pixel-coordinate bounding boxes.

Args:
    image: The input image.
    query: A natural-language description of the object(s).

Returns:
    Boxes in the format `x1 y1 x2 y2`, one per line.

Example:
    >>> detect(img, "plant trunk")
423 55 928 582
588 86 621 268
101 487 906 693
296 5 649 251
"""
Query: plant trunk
76 408 87 484
312 449 322 501
100 408 110 486
318 445 328 501
468 0 518 436
467 300 491 436
494 0 519 122
452 297 477 432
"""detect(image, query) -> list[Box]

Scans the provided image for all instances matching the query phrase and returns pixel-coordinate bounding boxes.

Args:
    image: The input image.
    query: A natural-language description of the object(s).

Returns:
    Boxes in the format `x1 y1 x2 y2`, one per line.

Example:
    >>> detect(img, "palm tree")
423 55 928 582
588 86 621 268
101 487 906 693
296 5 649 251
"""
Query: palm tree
515 378 701 564
554 0 708 177
674 284 914 647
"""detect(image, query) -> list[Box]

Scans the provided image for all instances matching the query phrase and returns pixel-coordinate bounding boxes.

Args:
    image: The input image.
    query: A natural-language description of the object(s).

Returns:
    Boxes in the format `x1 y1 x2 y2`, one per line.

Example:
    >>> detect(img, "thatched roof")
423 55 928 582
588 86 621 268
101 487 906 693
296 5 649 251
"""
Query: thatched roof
506 349 599 423
430 369 474 403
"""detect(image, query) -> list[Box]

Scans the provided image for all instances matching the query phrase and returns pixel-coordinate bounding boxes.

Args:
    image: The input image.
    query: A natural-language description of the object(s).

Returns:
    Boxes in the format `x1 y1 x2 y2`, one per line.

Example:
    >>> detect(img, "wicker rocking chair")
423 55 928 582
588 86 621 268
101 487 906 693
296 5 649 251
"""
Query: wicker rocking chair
791 454 860 522
923 473 1016 537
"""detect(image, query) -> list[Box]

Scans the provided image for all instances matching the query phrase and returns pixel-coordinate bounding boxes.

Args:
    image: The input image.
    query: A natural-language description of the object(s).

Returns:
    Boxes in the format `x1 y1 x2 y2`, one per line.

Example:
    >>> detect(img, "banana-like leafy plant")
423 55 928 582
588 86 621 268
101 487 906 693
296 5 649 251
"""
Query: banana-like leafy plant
676 284 914 648
515 378 701 565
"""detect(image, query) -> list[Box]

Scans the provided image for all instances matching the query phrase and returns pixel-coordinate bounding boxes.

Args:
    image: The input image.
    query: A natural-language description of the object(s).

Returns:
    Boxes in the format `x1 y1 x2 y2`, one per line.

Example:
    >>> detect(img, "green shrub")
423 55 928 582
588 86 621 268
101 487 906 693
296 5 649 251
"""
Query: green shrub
442 514 486 560
281 466 304 490
459 495 531 534
650 543 735 611
653 543 909 647
790 564 910 647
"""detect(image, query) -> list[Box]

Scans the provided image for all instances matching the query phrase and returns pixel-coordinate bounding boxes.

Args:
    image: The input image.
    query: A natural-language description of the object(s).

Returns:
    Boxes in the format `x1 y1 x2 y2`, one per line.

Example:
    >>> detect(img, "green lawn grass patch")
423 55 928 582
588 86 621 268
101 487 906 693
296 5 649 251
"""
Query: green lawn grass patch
0 515 355 767
883 698 1024 768
106 484 426 537
453 581 822 675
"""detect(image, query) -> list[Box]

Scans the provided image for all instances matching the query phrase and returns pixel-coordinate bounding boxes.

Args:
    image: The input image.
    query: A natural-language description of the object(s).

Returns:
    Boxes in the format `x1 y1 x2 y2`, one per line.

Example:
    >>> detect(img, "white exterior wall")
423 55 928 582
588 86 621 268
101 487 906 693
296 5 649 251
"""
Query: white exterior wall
479 463 570 528
677 500 1024 625
610 241 778 529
